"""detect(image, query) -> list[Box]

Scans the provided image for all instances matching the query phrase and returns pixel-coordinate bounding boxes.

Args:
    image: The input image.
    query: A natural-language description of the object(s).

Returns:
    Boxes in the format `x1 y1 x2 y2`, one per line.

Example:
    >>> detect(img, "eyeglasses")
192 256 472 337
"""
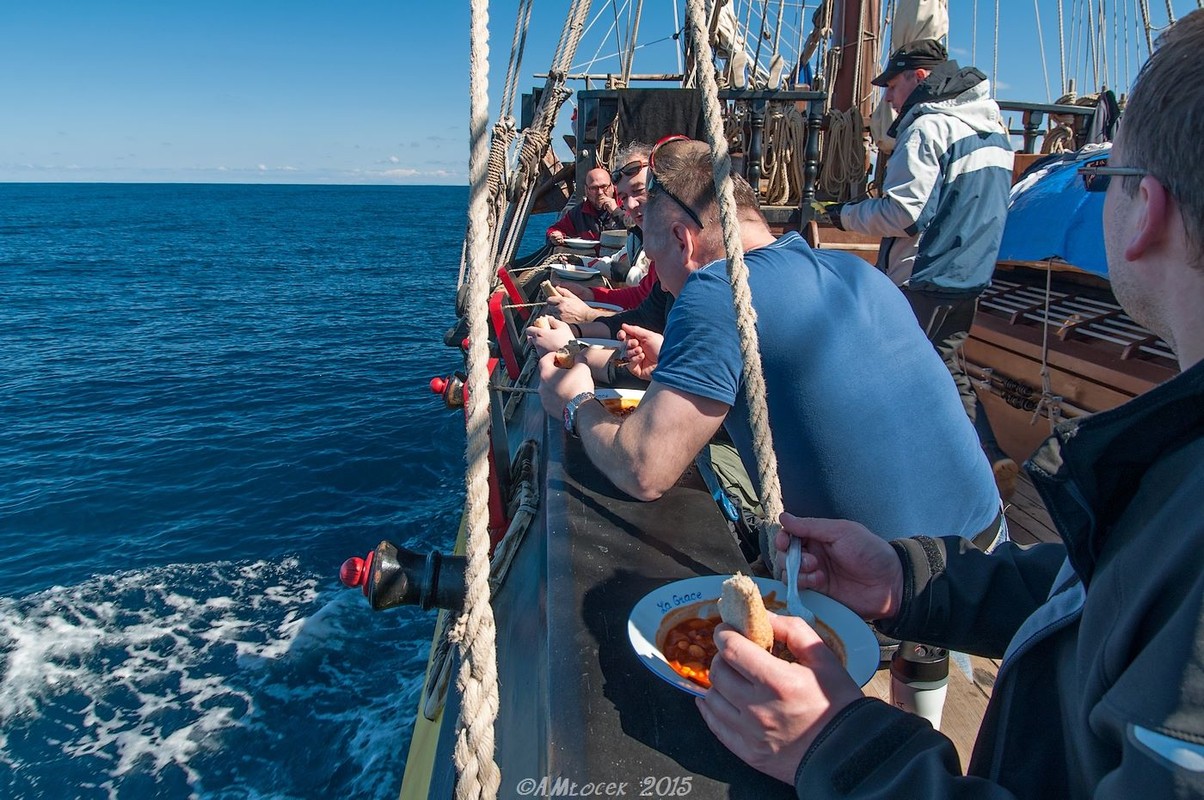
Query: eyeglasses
611 160 647 184
1077 158 1147 193
646 134 705 229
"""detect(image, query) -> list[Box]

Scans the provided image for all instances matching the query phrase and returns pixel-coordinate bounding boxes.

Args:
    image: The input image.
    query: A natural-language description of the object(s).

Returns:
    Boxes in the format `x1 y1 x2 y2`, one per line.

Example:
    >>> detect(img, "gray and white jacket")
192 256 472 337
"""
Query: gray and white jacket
840 62 1013 292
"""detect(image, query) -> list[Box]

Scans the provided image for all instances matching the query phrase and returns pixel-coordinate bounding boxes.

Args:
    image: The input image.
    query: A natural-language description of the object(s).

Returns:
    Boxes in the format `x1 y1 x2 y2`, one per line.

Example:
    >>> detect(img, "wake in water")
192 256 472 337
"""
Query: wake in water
0 558 432 799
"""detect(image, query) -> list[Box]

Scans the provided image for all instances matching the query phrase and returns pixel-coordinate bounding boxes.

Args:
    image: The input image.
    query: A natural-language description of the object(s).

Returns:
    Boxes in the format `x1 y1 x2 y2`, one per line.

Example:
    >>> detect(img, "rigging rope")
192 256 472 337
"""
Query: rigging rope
1035 0 1053 101
1030 263 1063 431
684 0 786 556
1123 0 1131 93
993 0 1000 97
1138 0 1155 61
1058 0 1067 93
772 0 787 59
1093 0 1102 88
973 0 979 64
752 1 770 79
622 0 646 86
499 0 533 119
1112 0 1120 91
452 1 502 798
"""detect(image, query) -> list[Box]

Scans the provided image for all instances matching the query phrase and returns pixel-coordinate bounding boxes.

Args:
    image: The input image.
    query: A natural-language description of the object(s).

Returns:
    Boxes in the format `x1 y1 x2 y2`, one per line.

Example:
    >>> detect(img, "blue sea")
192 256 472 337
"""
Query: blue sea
0 183 552 799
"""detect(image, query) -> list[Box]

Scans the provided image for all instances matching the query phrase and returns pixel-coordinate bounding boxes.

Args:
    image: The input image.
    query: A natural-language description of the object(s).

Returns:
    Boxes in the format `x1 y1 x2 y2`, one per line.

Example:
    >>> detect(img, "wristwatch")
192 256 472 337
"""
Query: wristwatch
563 391 597 438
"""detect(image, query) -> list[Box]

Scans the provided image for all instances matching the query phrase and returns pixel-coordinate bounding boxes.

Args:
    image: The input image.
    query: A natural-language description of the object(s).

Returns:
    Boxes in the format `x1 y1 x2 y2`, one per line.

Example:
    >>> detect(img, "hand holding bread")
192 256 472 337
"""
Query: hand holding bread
718 573 773 651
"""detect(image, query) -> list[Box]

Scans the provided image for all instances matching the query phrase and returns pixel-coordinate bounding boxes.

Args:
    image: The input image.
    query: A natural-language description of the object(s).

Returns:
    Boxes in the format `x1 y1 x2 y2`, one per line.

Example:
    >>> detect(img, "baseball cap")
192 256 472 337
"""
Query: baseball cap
870 39 948 87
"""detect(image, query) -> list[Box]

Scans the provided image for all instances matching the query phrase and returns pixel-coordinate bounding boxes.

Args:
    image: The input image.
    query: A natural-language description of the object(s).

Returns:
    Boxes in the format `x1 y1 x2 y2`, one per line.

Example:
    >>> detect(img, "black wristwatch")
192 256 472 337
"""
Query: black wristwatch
563 391 597 438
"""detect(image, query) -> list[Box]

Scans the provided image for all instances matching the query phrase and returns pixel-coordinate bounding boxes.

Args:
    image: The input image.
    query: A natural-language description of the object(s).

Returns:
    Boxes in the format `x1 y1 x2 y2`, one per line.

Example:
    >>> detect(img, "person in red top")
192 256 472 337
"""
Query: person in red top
546 168 622 245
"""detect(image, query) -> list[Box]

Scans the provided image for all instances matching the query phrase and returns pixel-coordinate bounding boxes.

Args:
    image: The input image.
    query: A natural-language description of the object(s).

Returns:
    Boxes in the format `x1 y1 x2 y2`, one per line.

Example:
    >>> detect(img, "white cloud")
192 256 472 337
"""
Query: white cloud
388 155 400 164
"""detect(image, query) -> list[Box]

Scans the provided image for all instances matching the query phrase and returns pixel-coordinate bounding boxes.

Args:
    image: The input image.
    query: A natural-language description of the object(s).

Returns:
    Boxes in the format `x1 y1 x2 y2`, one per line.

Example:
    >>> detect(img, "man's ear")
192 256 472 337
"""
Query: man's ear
672 221 695 264
1124 176 1172 262
914 67 930 82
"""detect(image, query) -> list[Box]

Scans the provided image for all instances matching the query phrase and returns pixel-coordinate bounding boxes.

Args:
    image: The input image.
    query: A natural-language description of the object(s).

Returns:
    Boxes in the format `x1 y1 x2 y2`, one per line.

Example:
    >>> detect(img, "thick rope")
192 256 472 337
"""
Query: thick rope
685 0 786 550
450 1 501 798
817 107 866 201
499 0 533 120
763 102 807 205
1138 0 1155 59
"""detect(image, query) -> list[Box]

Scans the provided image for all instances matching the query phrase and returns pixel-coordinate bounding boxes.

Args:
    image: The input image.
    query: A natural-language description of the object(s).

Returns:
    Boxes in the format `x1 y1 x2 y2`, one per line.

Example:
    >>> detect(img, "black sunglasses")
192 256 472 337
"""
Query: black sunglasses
646 134 705 229
1077 158 1147 193
610 160 646 184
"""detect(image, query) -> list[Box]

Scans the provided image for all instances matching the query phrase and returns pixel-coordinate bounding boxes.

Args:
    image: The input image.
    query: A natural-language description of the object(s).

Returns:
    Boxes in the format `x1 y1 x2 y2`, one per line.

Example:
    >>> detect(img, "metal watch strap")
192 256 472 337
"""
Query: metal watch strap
563 391 596 438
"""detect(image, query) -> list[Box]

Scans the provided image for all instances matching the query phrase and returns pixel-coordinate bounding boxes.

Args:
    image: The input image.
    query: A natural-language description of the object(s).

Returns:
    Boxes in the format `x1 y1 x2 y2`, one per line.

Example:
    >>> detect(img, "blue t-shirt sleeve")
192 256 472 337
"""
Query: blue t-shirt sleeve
652 267 741 406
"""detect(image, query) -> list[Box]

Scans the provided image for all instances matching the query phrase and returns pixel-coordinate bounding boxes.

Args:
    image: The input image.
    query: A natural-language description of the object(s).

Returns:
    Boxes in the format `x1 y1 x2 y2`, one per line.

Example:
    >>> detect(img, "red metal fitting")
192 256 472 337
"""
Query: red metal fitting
339 551 374 596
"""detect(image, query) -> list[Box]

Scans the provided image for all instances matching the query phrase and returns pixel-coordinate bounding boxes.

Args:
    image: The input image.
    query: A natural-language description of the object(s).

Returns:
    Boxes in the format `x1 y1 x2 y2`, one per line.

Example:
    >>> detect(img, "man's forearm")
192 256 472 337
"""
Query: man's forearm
576 402 671 501
571 320 616 339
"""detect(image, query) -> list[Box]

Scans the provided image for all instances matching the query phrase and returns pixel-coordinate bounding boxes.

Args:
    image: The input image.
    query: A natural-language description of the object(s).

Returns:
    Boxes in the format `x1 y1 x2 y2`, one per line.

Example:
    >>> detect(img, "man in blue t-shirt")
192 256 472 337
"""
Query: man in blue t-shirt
537 139 1000 544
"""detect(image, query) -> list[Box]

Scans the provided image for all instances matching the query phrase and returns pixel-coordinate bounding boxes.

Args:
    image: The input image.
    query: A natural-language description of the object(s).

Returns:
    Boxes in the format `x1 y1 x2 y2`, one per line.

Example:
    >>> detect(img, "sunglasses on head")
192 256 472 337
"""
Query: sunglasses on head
611 160 647 184
1077 158 1147 193
646 134 705 229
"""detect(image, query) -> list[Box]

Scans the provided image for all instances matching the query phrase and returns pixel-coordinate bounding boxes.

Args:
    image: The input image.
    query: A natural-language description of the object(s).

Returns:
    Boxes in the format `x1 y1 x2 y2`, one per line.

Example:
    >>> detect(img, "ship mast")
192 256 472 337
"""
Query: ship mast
827 0 881 121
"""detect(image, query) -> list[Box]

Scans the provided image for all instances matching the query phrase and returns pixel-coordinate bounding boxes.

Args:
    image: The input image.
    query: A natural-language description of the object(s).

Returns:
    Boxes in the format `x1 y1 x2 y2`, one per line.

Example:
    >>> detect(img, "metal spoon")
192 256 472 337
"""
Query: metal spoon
784 537 817 626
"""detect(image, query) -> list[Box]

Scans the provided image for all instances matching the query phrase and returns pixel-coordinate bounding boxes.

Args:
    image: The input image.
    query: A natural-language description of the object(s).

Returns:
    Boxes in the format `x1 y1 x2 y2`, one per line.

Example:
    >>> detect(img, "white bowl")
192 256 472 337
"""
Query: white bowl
561 237 600 250
594 388 644 416
574 338 623 349
627 575 879 697
552 264 601 281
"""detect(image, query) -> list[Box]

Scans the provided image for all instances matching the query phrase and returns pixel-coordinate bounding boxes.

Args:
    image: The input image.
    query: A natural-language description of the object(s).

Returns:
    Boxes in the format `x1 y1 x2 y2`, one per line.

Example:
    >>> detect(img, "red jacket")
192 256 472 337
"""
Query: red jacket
546 200 614 241
590 263 657 309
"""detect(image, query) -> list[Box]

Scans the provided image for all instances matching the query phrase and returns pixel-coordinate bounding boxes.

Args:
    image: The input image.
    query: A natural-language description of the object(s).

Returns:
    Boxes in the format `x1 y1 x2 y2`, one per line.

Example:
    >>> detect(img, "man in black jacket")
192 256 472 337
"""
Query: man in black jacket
700 11 1204 798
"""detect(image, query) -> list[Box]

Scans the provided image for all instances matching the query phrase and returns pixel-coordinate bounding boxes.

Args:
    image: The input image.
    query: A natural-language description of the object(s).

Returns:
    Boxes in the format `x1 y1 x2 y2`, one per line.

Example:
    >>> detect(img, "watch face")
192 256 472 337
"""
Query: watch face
563 403 573 433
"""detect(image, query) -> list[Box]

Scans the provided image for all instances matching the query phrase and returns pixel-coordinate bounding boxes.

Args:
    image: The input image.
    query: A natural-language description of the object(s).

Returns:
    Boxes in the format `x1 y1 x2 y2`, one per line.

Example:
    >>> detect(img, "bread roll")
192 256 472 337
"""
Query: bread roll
531 316 551 330
540 280 559 299
718 573 773 651
552 346 575 369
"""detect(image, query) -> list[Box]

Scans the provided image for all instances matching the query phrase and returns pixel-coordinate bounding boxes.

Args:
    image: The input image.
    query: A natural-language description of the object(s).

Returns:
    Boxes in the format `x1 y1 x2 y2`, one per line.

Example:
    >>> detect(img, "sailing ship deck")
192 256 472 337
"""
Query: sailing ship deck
474 262 1065 791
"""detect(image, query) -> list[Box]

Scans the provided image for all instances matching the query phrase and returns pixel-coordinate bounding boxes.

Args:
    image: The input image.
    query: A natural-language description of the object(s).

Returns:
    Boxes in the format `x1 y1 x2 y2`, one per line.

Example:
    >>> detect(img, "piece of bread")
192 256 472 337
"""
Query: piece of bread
531 315 551 330
552 346 575 369
718 573 773 651
540 280 559 299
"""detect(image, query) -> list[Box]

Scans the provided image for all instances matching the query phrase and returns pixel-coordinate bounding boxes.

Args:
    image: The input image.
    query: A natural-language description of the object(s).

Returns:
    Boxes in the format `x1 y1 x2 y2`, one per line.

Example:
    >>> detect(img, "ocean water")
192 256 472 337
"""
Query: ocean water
0 183 552 799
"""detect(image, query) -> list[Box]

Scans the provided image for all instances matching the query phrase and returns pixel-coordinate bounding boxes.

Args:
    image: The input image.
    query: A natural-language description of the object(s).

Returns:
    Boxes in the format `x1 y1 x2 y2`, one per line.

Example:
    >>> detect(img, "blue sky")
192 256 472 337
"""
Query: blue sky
0 1 1193 184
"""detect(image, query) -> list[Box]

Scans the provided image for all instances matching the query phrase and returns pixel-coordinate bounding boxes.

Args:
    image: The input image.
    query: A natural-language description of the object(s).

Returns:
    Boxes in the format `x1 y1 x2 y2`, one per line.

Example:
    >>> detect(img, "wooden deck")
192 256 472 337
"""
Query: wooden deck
1003 469 1062 547
861 470 1062 767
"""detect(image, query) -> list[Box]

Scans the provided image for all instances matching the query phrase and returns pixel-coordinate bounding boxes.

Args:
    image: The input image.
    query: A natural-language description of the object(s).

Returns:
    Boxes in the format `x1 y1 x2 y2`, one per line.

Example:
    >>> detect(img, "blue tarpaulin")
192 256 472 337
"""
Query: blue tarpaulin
998 147 1110 279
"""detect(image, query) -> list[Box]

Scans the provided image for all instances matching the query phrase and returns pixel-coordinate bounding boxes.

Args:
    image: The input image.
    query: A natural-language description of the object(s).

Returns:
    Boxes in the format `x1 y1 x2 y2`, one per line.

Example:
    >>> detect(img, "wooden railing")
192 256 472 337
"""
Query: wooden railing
996 99 1098 154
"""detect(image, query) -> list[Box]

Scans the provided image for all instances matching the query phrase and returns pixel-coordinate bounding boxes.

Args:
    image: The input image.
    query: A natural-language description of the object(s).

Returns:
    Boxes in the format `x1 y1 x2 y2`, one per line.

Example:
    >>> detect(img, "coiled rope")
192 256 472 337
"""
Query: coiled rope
450 0 502 798
684 0 786 555
762 102 807 205
817 107 866 201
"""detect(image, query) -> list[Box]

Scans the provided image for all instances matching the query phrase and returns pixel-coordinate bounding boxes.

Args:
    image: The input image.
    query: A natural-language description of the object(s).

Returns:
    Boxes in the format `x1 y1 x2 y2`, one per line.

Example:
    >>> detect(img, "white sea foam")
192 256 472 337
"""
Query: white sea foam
0 558 432 799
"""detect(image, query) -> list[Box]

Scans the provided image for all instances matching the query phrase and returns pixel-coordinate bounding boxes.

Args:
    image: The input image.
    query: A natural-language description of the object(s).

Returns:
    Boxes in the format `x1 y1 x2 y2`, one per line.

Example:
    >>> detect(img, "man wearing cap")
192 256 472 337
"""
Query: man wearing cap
825 39 1018 499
